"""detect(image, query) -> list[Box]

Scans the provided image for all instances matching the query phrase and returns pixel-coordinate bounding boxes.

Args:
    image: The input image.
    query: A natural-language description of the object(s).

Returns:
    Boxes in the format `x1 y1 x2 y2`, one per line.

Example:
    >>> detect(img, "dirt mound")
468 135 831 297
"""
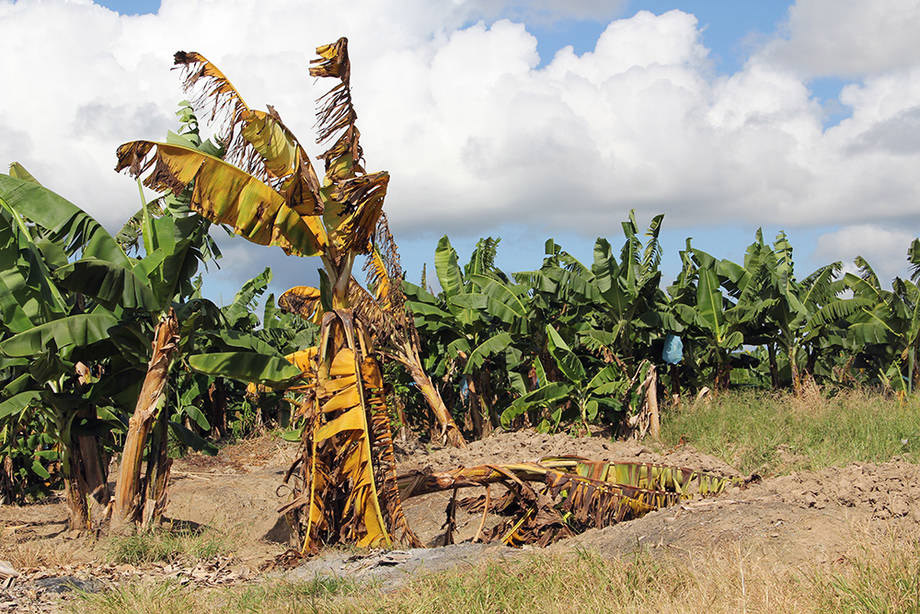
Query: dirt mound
397 429 739 476
753 459 920 520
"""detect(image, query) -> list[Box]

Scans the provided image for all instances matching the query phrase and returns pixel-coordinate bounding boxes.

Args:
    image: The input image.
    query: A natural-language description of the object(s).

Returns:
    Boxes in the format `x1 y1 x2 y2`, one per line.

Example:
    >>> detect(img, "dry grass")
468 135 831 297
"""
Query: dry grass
68 535 920 614
1 539 86 569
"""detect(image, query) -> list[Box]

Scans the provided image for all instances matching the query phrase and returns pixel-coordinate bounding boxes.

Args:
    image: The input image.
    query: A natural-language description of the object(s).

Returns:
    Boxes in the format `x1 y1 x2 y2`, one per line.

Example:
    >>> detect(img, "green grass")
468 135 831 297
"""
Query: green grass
659 389 920 475
105 527 229 565
69 542 920 614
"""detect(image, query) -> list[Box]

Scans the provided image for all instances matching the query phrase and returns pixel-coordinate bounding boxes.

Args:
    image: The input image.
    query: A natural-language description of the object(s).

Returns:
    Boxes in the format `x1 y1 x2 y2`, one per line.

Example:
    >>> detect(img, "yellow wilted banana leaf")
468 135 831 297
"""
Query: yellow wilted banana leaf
310 37 361 178
321 152 388 255
173 51 324 216
395 456 742 547
368 249 391 304
278 286 323 324
115 141 327 257
285 347 318 376
293 328 419 551
307 347 389 548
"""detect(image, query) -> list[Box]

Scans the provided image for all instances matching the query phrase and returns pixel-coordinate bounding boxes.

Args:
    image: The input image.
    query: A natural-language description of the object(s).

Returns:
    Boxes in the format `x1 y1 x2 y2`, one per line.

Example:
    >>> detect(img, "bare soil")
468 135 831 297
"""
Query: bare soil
2 431 919 612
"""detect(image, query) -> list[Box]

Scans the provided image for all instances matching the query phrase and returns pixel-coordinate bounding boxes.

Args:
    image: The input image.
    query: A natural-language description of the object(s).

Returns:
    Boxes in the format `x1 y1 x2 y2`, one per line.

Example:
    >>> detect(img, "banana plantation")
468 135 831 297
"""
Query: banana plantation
2 38 919 554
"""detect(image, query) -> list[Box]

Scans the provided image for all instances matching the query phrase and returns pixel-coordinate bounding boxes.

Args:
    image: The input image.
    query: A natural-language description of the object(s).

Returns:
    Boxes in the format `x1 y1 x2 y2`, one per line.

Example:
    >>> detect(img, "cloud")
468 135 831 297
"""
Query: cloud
1 0 920 255
466 0 628 24
815 225 915 279
762 0 920 78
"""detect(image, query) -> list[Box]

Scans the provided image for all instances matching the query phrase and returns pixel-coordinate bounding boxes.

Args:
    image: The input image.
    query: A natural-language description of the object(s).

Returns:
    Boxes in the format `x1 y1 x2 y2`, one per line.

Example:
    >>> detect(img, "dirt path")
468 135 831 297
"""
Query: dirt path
2 432 919 612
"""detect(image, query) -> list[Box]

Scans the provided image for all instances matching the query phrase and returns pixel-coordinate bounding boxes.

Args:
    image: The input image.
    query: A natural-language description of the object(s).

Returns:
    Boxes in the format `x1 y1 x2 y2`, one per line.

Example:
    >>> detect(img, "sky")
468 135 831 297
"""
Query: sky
2 0 920 302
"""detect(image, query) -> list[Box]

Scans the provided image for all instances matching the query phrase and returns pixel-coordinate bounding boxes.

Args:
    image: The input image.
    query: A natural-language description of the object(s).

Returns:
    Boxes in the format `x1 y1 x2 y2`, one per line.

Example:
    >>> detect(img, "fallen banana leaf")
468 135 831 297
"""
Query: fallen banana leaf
539 455 743 497
395 457 743 547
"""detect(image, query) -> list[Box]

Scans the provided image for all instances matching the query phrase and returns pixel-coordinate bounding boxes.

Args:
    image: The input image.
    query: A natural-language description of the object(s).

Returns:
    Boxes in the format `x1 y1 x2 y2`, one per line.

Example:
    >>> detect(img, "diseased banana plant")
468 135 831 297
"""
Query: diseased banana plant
279 215 467 448
115 39 421 550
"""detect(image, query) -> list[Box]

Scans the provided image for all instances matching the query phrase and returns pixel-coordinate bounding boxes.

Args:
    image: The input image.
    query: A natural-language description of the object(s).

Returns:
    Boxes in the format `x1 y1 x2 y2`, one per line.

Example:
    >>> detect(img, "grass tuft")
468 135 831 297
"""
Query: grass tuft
105 527 228 565
70 581 196 614
814 541 920 614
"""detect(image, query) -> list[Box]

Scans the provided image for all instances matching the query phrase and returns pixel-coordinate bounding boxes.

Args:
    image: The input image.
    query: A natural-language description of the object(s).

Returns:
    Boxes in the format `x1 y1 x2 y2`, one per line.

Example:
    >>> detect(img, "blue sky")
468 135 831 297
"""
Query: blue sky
4 0 919 303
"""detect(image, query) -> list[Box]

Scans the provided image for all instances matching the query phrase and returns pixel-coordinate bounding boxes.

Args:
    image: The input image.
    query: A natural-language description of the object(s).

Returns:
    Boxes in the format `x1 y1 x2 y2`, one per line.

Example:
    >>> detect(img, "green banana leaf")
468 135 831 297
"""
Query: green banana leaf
0 312 118 357
187 352 303 387
54 258 159 311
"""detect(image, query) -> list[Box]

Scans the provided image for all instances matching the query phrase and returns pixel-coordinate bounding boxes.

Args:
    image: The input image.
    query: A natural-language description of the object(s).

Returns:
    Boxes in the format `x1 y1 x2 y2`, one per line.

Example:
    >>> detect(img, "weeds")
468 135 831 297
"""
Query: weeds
814 541 920 614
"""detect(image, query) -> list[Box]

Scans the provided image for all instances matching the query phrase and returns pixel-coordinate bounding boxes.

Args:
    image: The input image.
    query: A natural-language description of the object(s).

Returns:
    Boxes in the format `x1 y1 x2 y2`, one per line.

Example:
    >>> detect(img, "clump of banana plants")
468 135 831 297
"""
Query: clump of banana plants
396 457 744 547
115 38 422 550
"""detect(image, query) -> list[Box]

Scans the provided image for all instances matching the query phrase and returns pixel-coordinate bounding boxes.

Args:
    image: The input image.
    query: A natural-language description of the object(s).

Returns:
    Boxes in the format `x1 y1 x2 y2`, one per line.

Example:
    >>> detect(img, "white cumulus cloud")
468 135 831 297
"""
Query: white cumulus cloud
763 0 920 78
815 225 915 279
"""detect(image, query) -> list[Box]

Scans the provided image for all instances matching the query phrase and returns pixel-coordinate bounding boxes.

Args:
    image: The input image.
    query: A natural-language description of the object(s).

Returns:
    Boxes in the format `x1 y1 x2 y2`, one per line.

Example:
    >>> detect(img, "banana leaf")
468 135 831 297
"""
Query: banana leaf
187 351 303 387
0 313 118 357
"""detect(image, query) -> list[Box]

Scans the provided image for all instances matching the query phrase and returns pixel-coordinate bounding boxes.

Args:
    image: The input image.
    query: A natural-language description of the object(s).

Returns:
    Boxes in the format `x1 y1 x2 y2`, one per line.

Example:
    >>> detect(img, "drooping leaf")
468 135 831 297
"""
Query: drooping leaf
0 390 41 419
187 351 303 387
545 324 586 384
0 313 118 358
0 173 128 265
168 420 219 455
54 258 158 311
115 141 327 257
463 332 514 374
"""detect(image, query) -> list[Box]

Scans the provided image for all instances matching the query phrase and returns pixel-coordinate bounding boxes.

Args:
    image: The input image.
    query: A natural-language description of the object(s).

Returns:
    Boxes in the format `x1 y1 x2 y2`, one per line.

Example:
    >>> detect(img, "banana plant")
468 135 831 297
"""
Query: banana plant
764 233 852 393
836 257 920 393
0 167 143 529
279 216 467 447
405 236 529 437
515 214 668 372
499 324 643 433
115 40 419 550
668 234 780 391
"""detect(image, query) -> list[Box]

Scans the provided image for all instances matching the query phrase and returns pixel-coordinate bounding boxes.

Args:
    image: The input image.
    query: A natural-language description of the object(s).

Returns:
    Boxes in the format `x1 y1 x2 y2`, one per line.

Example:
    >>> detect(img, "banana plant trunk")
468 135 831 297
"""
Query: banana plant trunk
112 310 179 529
464 375 483 438
61 445 90 531
767 343 780 389
141 410 172 528
286 309 420 551
401 341 466 448
0 456 13 505
713 356 731 392
60 408 109 531
404 356 466 448
479 370 501 428
790 347 802 396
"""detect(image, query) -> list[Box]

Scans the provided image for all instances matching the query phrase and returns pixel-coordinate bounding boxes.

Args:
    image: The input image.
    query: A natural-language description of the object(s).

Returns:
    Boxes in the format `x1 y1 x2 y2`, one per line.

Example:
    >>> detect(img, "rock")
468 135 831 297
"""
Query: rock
34 575 102 594
0 561 17 580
